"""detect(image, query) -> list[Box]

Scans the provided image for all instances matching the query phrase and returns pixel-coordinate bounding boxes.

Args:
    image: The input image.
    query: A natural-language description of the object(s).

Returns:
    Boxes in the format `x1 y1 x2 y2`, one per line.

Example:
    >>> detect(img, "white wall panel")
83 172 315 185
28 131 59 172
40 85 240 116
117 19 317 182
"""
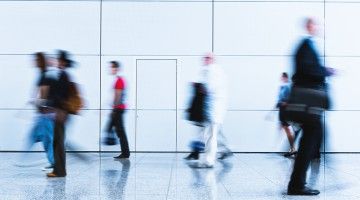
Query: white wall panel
325 3 360 56
68 56 101 110
0 1 100 54
0 55 100 110
214 2 324 55
101 56 137 110
137 59 177 109
325 111 360 152
223 111 285 152
101 1 212 55
218 56 291 110
136 110 176 151
100 109 136 152
65 110 100 151
0 55 38 109
0 110 38 151
177 56 203 110
325 57 360 110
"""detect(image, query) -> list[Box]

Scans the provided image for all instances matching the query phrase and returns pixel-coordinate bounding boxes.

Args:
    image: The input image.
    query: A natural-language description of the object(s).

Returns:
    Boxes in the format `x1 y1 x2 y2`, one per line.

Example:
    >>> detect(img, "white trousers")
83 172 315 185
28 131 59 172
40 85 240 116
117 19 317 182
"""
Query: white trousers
203 123 220 166
203 123 231 166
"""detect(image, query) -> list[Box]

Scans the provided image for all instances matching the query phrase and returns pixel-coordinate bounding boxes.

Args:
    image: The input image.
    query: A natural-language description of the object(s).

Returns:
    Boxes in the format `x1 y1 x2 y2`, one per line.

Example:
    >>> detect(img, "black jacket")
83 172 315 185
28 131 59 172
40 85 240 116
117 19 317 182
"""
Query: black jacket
292 38 329 89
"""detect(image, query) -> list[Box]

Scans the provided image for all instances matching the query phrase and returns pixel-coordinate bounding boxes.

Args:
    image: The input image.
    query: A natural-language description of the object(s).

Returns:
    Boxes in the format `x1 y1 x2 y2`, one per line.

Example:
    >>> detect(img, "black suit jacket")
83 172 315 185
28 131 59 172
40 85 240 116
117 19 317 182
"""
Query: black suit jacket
292 38 328 88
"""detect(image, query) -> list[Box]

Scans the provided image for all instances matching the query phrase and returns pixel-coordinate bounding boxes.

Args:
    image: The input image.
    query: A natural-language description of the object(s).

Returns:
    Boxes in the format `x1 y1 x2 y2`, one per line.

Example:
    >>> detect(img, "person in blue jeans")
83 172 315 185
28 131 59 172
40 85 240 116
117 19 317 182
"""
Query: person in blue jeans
28 113 55 170
26 52 57 171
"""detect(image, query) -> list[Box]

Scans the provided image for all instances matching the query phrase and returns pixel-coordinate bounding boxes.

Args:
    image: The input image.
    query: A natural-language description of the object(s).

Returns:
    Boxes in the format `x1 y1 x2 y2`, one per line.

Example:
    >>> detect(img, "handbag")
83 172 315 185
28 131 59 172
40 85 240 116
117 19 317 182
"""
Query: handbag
103 131 118 146
284 86 329 123
186 83 207 123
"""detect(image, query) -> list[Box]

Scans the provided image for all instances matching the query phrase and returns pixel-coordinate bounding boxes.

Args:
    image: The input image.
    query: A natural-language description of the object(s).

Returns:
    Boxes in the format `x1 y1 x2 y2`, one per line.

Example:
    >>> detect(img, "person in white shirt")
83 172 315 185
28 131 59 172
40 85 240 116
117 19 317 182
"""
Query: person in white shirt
192 53 232 168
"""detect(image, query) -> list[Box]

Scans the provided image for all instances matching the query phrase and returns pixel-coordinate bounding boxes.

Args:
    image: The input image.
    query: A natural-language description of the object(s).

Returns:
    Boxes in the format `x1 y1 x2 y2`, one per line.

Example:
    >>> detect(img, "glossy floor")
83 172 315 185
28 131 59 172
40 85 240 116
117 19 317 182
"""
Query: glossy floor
0 153 358 200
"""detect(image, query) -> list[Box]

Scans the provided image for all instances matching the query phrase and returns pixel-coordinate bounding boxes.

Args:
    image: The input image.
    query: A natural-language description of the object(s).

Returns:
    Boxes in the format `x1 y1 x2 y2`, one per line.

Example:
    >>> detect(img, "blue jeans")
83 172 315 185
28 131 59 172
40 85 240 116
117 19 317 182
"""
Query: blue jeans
28 113 55 165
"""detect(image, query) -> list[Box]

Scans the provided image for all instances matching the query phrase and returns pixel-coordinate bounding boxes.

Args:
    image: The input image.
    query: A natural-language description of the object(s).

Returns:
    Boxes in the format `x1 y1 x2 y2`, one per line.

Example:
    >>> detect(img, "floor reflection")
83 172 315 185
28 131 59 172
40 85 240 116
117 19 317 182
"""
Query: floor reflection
43 178 66 199
102 159 131 199
187 160 233 200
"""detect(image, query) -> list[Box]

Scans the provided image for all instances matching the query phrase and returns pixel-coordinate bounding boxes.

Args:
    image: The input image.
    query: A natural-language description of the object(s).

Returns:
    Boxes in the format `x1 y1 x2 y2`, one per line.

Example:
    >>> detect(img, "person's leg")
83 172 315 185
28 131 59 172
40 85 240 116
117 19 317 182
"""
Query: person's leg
217 127 233 160
288 117 322 191
204 123 218 166
283 126 295 150
114 109 130 157
283 125 298 157
50 110 67 176
185 125 206 160
313 123 323 159
27 115 43 150
41 114 55 166
217 128 228 152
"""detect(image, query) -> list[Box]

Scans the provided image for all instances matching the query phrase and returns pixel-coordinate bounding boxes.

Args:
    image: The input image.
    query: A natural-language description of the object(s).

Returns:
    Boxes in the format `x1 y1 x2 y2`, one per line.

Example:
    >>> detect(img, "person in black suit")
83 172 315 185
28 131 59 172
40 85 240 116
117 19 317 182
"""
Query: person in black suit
287 18 334 195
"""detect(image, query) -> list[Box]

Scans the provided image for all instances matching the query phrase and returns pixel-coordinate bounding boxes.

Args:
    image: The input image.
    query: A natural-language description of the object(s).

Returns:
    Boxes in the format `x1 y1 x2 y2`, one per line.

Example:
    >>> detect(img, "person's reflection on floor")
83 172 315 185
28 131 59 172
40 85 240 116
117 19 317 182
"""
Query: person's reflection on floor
103 159 131 199
42 179 66 199
187 160 233 200
308 159 321 188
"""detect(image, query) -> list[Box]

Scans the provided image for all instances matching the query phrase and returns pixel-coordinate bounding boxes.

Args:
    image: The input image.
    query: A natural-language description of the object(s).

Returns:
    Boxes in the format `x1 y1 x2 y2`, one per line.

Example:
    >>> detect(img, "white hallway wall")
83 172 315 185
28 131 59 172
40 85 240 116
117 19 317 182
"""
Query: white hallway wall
0 0 358 152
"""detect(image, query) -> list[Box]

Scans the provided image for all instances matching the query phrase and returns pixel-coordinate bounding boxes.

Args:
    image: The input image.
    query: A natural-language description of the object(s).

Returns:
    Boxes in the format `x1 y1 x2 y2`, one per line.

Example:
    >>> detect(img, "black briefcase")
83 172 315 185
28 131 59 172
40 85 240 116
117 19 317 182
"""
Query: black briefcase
284 86 329 123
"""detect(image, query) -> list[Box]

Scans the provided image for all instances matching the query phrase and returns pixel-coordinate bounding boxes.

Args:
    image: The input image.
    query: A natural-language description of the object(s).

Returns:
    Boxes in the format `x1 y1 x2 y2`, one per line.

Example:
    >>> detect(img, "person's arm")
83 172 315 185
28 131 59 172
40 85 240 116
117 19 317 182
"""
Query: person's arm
39 85 49 99
35 73 51 106
298 40 335 79
113 89 122 107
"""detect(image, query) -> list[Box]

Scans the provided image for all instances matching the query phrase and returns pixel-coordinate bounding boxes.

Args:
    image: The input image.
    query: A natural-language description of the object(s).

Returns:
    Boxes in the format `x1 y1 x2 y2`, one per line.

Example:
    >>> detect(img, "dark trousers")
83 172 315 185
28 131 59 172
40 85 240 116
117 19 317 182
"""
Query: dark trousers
288 115 323 189
107 109 130 156
53 110 67 176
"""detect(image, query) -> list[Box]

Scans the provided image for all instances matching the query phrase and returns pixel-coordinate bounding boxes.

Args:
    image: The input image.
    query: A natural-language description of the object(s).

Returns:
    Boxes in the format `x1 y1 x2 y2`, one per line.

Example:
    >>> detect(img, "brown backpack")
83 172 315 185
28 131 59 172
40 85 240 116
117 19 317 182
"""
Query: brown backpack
64 82 83 115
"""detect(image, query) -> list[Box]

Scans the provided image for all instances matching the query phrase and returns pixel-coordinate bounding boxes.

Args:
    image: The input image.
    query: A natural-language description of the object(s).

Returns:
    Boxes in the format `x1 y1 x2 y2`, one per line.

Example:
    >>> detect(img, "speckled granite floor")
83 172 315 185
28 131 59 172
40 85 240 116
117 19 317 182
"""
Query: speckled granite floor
0 152 358 200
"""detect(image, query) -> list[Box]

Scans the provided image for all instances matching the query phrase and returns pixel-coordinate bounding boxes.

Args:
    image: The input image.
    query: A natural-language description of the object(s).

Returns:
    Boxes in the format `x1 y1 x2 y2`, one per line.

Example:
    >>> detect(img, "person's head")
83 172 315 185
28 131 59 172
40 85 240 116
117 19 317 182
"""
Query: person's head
203 52 215 66
110 61 120 75
34 52 46 71
281 72 289 83
57 50 73 69
305 17 318 36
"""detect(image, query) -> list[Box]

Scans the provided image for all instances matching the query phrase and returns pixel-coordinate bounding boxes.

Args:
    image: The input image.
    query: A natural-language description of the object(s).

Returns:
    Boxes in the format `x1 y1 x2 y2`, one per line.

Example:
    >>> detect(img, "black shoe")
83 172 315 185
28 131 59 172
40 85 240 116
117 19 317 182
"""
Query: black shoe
218 152 233 160
287 187 320 196
188 162 214 169
284 151 297 157
114 154 130 159
184 152 199 160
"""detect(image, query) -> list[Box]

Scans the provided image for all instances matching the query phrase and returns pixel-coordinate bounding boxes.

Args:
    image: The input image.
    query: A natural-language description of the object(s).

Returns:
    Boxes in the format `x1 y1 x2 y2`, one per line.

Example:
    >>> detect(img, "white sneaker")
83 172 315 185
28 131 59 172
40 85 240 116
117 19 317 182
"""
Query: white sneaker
42 165 54 171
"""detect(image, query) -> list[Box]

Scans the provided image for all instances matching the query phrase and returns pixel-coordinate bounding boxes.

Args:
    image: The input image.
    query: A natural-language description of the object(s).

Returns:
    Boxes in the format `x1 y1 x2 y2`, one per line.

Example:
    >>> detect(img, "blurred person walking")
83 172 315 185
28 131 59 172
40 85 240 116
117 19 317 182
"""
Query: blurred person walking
47 50 77 177
25 52 57 171
191 53 232 168
286 18 335 195
276 72 297 157
105 61 130 159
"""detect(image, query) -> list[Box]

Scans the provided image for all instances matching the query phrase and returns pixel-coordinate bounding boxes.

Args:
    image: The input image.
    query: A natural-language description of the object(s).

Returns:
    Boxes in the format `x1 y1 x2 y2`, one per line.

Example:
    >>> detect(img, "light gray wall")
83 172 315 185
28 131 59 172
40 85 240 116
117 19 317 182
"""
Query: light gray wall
0 0 357 152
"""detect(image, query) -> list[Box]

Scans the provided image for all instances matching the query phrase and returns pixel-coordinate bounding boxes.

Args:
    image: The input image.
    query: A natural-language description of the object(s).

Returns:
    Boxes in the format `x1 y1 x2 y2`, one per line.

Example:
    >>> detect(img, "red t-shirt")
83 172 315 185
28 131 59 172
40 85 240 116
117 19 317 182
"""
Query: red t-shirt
114 76 126 109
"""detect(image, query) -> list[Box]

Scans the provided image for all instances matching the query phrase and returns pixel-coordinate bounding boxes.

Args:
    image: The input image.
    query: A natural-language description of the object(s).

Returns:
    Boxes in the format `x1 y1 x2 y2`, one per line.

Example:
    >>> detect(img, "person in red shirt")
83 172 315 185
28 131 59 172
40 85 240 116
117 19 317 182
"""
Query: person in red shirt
107 61 130 159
